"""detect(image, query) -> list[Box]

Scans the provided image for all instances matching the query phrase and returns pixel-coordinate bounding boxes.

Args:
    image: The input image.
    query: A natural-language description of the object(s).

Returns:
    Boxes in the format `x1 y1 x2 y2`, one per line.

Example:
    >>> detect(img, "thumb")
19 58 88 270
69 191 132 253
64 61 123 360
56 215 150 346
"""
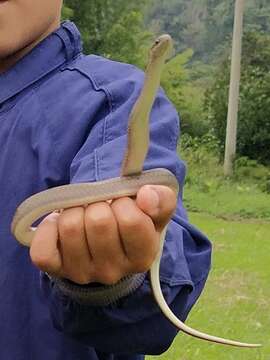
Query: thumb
30 212 63 277
136 185 177 231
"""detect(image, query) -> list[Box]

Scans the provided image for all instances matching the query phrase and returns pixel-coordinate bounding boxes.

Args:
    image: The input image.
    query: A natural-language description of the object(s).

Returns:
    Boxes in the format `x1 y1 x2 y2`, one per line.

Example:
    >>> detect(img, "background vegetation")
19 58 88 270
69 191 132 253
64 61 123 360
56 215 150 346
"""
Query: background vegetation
62 1 270 358
63 0 270 166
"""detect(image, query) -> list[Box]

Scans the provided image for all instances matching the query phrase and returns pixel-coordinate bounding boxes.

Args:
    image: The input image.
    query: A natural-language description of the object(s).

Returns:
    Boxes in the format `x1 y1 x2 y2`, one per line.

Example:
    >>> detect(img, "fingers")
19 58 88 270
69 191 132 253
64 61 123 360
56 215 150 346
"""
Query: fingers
111 197 159 273
84 201 128 284
58 207 92 284
30 212 63 276
29 185 177 286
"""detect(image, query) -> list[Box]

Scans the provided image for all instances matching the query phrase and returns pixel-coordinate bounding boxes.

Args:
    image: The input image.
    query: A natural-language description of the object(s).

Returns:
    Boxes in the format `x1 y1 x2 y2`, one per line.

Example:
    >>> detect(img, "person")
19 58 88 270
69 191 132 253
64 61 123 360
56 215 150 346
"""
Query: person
0 1 211 359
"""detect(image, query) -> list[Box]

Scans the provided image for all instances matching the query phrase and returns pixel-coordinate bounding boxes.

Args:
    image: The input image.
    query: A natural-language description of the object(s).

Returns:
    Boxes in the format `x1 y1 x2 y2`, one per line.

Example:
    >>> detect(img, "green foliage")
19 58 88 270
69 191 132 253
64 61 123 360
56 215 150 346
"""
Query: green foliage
180 133 223 191
261 179 270 194
235 160 269 181
61 1 270 164
205 31 270 165
161 50 210 137
62 0 152 67
235 157 270 193
161 49 191 126
97 11 152 68
146 0 270 62
179 134 270 218
180 84 208 137
146 0 208 55
145 0 270 145
245 0 270 33
61 4 73 19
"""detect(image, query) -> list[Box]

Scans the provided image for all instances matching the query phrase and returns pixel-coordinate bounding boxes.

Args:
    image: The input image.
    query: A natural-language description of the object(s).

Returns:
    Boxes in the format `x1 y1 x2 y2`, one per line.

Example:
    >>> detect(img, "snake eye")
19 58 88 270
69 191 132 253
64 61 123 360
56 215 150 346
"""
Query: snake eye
155 39 161 45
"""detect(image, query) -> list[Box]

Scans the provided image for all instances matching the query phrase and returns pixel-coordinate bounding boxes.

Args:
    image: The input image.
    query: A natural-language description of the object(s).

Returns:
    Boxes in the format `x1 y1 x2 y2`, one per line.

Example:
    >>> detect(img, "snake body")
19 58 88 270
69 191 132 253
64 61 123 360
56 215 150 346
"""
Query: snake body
11 35 261 348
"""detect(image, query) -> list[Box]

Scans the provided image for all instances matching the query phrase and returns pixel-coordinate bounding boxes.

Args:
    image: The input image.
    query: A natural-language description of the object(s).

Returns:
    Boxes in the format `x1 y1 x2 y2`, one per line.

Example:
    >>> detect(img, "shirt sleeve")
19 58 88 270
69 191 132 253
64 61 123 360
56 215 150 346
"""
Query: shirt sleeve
40 59 212 354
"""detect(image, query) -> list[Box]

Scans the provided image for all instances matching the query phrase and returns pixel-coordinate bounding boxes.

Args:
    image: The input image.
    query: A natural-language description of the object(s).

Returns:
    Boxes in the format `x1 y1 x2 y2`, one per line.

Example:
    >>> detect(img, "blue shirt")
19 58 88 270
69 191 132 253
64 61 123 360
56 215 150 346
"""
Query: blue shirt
0 21 211 359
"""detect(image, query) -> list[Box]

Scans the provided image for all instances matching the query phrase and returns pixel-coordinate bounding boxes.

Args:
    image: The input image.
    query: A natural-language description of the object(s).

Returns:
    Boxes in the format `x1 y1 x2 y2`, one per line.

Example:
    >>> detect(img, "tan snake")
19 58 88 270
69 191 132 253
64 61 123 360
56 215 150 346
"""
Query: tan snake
11 35 261 348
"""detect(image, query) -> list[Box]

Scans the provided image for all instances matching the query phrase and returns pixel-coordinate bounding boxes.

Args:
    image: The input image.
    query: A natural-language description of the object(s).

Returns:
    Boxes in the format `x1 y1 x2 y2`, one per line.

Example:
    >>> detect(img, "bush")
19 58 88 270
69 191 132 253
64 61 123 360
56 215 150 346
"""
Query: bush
180 133 223 189
234 156 270 193
180 134 270 194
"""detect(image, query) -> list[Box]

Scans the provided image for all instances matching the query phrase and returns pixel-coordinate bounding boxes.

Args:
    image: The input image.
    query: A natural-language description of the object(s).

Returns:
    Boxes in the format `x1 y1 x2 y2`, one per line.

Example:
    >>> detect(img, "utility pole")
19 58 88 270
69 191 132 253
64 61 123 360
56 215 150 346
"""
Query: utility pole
223 0 245 176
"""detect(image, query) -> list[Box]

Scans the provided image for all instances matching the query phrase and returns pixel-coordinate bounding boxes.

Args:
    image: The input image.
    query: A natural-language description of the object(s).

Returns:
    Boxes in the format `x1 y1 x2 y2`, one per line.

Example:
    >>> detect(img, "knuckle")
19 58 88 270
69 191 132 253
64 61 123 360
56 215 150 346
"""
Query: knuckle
120 213 142 232
95 267 122 285
85 207 112 232
30 251 51 271
59 214 82 237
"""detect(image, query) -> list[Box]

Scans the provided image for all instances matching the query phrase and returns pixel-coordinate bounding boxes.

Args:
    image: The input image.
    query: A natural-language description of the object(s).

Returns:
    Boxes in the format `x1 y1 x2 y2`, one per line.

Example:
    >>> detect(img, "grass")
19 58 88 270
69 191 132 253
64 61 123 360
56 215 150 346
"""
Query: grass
147 213 270 360
147 144 270 359
180 141 270 220
184 182 270 220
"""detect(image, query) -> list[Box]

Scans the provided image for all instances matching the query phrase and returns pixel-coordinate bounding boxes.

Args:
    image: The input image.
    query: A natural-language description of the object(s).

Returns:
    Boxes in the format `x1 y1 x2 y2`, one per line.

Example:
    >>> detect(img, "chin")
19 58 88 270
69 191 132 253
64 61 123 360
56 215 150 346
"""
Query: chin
0 42 19 59
0 33 33 61
0 45 15 60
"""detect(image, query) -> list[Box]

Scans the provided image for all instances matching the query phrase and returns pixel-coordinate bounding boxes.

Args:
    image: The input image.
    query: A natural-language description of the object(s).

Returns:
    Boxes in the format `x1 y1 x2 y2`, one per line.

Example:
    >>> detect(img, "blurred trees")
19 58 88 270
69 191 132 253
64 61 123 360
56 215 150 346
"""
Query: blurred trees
146 0 270 61
205 31 270 164
62 0 152 67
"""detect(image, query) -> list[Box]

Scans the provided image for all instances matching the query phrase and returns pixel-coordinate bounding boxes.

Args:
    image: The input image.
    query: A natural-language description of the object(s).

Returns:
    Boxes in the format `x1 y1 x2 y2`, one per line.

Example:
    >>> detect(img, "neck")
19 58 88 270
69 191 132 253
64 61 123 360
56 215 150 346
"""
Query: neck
0 20 60 74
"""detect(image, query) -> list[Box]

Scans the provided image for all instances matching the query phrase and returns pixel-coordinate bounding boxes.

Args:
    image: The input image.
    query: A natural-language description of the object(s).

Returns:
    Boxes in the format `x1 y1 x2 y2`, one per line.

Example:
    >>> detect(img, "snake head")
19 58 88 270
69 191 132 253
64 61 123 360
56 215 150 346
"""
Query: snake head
150 34 174 62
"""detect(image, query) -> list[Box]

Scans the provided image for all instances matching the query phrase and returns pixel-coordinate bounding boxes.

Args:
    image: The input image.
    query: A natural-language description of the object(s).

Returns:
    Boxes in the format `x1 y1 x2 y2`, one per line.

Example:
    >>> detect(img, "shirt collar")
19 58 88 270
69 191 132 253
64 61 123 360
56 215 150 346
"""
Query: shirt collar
0 21 82 105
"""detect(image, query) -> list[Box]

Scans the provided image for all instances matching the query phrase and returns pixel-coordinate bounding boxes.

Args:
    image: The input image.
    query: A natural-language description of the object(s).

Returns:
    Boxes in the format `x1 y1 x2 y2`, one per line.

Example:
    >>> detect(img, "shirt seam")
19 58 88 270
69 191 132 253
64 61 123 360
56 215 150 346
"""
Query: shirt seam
63 66 117 181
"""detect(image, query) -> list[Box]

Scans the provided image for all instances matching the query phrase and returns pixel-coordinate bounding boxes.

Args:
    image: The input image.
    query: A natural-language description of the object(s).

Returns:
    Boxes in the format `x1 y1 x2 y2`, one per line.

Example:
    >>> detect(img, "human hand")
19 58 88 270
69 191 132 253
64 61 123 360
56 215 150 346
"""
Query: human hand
30 185 177 285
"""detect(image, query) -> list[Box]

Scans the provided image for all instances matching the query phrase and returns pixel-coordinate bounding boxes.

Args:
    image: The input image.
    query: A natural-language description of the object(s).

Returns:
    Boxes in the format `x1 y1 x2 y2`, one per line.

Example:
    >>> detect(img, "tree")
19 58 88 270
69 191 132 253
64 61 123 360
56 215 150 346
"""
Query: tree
62 0 152 68
146 0 208 55
205 31 270 165
146 0 270 62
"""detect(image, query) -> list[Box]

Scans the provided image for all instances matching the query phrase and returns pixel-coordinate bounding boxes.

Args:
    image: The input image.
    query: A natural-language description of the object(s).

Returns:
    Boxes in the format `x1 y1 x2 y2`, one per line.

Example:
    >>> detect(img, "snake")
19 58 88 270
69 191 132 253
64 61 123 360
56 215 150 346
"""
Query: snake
11 35 261 348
